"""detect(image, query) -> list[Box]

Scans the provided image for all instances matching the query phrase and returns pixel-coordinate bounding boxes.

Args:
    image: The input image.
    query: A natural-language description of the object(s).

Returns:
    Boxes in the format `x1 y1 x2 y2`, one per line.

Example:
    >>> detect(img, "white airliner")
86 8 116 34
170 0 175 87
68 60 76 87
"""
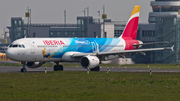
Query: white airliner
6 6 173 72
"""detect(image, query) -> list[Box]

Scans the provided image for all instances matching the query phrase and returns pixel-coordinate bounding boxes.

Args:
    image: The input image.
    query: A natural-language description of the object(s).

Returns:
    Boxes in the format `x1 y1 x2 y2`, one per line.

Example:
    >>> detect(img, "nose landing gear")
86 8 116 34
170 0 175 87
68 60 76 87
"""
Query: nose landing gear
21 63 27 72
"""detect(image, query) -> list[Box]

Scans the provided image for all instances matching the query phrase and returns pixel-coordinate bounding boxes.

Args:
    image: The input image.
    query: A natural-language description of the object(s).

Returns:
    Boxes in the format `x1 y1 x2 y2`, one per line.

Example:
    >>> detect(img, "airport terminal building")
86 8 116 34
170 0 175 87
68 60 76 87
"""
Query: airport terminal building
8 17 124 42
5 0 180 64
149 0 180 63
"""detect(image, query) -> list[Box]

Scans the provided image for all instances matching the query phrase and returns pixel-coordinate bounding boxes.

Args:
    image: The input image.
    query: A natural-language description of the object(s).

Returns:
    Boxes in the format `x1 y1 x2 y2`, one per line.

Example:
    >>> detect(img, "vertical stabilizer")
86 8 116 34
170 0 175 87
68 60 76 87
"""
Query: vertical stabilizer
119 6 140 39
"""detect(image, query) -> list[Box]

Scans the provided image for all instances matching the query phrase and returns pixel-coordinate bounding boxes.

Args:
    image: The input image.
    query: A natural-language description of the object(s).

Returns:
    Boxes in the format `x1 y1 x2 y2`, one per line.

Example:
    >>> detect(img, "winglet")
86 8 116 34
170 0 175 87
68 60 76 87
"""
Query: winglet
164 45 174 51
171 45 174 51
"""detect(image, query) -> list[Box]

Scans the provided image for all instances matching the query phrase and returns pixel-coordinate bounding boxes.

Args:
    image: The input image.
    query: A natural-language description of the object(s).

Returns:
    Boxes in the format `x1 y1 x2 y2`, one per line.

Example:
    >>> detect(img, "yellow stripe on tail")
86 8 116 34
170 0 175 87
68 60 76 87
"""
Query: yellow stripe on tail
130 5 140 18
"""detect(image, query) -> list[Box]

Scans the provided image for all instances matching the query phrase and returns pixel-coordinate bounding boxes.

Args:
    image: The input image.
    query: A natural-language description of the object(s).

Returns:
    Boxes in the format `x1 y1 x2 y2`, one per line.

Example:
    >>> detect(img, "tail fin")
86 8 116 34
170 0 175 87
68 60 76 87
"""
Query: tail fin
119 6 140 39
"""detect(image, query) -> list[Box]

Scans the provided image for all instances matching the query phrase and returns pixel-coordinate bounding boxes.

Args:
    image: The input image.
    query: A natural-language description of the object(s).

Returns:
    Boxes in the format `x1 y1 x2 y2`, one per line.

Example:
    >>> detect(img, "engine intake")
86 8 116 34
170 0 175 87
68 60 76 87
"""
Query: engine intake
80 56 100 69
26 62 44 68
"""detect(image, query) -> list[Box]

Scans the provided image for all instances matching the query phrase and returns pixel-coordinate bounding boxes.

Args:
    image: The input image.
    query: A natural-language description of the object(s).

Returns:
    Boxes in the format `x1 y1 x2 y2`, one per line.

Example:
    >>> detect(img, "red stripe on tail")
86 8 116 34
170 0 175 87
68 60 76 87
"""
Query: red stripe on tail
121 17 139 40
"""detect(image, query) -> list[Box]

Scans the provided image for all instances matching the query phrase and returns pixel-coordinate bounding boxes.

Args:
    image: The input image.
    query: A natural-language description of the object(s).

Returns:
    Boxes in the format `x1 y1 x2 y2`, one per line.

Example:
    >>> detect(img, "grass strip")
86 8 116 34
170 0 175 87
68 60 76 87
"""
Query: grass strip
0 72 179 101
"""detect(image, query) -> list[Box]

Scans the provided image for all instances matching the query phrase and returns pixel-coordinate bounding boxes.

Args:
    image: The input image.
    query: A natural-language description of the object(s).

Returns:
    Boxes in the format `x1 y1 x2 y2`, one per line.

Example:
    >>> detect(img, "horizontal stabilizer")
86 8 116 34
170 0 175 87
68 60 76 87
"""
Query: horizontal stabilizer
133 41 169 46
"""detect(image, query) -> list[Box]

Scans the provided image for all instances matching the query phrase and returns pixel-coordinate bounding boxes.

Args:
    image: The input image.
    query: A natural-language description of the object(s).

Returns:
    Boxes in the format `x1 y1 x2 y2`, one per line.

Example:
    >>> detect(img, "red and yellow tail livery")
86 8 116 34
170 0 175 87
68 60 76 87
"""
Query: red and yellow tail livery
120 6 140 40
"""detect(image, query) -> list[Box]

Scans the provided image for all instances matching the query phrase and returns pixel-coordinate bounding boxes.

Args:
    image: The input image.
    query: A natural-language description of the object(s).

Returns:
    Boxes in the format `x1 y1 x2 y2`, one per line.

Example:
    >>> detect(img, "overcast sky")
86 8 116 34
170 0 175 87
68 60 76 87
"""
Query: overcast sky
0 0 154 30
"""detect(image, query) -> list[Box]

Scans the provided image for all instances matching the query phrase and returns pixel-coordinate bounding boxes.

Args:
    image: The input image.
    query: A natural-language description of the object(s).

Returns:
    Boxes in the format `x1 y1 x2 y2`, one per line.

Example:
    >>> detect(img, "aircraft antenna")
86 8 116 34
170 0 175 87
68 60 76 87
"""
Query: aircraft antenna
25 7 31 37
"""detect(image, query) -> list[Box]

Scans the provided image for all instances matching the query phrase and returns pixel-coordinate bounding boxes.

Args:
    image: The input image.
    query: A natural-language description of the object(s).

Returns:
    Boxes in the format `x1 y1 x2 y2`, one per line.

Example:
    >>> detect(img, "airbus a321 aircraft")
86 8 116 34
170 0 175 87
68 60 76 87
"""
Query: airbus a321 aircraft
6 6 173 72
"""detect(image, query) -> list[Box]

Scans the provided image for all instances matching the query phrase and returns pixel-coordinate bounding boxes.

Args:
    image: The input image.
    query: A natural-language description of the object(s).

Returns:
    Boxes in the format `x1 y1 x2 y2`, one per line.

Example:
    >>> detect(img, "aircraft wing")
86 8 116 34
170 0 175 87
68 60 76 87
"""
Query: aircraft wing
72 46 174 58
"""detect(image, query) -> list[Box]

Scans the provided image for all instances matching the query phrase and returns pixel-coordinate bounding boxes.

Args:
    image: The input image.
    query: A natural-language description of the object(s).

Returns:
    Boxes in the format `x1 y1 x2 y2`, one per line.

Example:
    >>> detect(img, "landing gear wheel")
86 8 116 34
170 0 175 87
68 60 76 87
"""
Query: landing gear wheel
54 65 63 71
54 65 58 71
21 68 26 72
58 65 63 71
20 63 27 72
90 66 100 71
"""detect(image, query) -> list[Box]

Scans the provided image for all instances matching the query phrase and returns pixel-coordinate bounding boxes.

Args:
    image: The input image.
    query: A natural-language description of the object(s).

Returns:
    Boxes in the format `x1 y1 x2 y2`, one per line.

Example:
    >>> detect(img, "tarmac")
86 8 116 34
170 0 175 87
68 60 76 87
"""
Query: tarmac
0 66 180 73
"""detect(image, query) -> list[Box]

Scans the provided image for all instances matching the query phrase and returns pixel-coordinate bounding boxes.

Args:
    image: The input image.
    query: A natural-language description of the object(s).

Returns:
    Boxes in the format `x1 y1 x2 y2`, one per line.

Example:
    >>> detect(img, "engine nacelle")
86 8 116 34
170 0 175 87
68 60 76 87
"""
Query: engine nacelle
80 56 100 69
26 62 44 68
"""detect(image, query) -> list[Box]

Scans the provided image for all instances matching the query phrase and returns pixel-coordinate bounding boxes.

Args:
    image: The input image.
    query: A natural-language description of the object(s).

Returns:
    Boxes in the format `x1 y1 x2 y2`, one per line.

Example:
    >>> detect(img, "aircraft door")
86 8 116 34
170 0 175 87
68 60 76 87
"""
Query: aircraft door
28 40 35 53
91 42 97 53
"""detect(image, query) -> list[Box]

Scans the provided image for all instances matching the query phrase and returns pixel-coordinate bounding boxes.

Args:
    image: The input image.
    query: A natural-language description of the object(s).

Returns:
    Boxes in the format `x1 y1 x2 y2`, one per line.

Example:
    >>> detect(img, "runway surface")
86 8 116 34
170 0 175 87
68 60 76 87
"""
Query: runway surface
0 66 180 73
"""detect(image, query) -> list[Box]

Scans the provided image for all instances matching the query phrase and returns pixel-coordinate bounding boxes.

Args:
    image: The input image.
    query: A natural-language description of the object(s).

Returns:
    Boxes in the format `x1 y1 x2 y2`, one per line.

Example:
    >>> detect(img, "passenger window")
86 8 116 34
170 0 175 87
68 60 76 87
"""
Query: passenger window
22 45 25 48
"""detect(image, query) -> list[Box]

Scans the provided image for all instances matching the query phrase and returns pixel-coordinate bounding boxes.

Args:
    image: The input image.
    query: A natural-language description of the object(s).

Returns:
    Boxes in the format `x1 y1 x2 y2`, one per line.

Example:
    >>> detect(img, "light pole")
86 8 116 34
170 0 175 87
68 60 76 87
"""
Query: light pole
102 5 107 38
26 7 31 37
82 8 86 16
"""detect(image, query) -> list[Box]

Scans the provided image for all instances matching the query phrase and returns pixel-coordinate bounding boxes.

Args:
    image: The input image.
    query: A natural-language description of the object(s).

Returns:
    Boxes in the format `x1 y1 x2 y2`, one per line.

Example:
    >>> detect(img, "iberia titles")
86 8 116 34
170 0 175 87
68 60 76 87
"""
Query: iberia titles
43 40 65 45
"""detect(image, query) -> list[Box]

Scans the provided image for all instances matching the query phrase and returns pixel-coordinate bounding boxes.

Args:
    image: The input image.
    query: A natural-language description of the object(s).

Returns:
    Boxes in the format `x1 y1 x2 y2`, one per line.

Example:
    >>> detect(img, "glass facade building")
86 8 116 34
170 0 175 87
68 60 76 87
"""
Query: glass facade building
10 17 25 42
155 17 180 63
8 16 99 42
150 0 180 63
149 0 180 23
77 16 94 37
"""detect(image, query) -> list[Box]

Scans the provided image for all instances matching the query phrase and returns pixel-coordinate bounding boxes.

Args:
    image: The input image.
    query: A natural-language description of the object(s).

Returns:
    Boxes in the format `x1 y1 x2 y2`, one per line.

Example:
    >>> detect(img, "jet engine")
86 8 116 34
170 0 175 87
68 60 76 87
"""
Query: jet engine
26 62 44 68
80 56 100 69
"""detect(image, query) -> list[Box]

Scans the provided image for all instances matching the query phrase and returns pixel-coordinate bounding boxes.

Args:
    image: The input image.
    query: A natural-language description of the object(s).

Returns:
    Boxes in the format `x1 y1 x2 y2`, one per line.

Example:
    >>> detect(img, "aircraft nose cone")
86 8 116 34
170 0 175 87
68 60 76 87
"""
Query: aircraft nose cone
6 48 15 60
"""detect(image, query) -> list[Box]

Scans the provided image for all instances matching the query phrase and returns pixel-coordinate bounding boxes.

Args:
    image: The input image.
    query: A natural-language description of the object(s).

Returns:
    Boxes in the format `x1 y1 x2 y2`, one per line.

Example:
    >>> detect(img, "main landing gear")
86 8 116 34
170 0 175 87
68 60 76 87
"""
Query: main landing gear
90 66 100 71
54 62 63 71
21 62 27 72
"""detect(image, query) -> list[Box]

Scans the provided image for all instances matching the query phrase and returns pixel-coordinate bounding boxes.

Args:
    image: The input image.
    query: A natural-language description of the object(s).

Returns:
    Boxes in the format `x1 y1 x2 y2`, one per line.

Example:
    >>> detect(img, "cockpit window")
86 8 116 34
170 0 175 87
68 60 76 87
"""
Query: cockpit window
19 44 22 47
12 44 18 47
9 44 12 47
8 44 25 48
22 44 25 48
